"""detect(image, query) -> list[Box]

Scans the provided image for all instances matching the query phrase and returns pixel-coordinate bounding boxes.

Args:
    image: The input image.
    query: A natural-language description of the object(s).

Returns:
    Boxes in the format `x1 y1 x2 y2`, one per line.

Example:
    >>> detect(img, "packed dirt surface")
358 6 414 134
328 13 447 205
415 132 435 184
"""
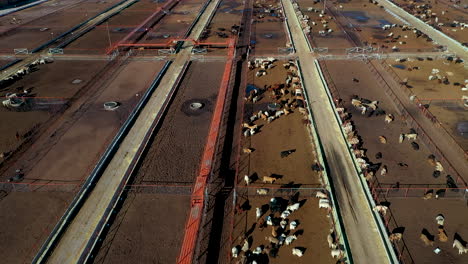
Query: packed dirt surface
231 195 336 264
321 59 443 185
382 57 468 150
0 0 121 51
0 191 73 264
226 60 337 263
133 61 224 184
0 60 164 263
202 0 244 43
0 60 107 167
390 0 468 44
65 0 157 54
295 0 440 52
93 193 191 264
251 0 289 55
93 61 225 263
142 0 207 44
387 198 468 264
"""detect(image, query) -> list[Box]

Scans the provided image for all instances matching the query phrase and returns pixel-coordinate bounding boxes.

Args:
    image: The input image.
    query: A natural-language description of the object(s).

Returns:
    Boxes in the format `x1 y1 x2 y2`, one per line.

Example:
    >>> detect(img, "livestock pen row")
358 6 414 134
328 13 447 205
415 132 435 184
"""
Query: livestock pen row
220 58 351 263
317 58 468 264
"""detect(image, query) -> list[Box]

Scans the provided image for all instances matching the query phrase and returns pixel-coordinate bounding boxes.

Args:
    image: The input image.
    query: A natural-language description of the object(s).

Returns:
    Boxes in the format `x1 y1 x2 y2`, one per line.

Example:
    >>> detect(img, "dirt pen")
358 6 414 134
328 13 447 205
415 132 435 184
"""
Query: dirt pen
0 0 122 52
380 57 468 151
318 58 468 263
91 61 226 263
216 58 347 263
0 59 166 263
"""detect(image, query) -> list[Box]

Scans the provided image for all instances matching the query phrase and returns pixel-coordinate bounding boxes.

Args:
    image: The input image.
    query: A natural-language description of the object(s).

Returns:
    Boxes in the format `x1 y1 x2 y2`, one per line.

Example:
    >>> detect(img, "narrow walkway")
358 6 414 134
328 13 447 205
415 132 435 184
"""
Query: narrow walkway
282 0 395 263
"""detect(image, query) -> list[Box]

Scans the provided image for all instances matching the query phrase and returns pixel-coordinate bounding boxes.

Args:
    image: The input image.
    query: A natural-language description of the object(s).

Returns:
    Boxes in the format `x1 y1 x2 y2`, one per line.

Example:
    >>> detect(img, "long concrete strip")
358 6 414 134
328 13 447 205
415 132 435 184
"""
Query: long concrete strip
282 0 397 263
379 0 468 60
43 0 222 263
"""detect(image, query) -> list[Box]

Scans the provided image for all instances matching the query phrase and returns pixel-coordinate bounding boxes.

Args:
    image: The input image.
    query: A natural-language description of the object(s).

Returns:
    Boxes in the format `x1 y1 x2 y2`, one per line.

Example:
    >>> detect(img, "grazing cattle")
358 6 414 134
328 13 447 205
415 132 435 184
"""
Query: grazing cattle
287 203 301 212
331 249 343 258
319 199 330 209
316 191 328 199
290 220 298 230
243 148 253 154
271 226 278 237
427 155 437 166
438 227 448 242
385 114 394 123
265 236 280 245
241 239 250 252
275 110 284 118
232 246 239 258
420 230 435 246
327 234 336 249
280 219 287 229
380 165 387 176
389 233 403 242
399 133 404 143
263 176 276 184
253 247 262 254
436 214 445 226
435 161 444 172
292 247 304 257
285 235 297 245
281 210 291 219
405 133 417 140
244 175 252 185
411 142 420 150
349 137 360 145
373 205 388 215
453 239 468 254
379 135 387 144
256 207 262 220
256 188 269 195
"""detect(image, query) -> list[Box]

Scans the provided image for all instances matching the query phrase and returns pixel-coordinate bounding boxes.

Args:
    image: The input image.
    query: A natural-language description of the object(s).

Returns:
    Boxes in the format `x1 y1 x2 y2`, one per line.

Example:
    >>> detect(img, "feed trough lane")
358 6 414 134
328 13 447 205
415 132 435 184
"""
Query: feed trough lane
281 0 396 263
40 0 223 263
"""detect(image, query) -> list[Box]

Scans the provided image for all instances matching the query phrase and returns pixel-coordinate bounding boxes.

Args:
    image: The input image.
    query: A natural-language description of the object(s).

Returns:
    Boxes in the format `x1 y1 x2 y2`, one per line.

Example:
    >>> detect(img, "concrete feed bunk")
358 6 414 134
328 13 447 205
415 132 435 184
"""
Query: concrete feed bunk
93 61 225 263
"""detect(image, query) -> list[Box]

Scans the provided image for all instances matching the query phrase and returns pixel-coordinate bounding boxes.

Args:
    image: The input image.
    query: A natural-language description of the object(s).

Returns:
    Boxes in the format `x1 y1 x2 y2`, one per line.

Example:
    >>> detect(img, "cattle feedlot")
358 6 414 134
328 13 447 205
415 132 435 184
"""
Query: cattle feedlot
0 0 466 263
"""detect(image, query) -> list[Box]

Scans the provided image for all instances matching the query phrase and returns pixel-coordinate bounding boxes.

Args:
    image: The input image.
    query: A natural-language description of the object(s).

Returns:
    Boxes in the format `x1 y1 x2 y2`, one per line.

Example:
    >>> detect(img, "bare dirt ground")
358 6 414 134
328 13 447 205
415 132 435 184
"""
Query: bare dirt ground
0 0 122 51
141 0 207 44
93 193 191 264
0 60 107 167
0 191 73 264
65 0 157 54
321 59 468 263
202 0 244 43
92 61 225 263
225 61 335 263
382 57 468 150
231 195 336 264
390 0 468 44
387 198 468 264
251 0 289 55
322 59 439 185
134 61 224 184
0 0 86 32
0 60 164 263
296 0 439 52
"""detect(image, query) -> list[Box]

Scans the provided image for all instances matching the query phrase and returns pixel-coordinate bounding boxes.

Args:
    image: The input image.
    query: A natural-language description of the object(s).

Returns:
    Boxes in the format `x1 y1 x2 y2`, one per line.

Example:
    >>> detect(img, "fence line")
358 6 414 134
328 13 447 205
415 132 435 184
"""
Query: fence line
367 60 467 187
